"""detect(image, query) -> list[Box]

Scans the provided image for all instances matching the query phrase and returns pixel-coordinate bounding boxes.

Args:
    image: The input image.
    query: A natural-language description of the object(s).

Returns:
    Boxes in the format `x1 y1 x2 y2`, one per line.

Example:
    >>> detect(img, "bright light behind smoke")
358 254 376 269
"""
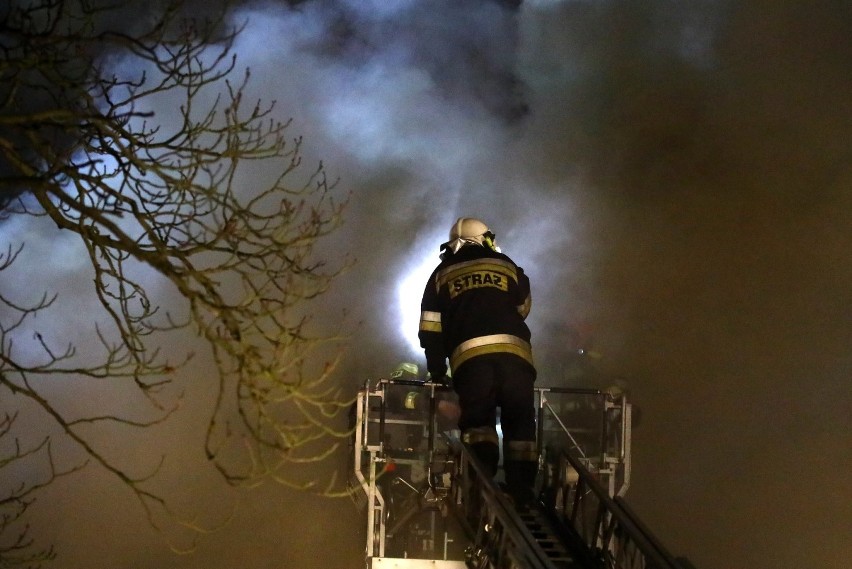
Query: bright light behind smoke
397 247 441 355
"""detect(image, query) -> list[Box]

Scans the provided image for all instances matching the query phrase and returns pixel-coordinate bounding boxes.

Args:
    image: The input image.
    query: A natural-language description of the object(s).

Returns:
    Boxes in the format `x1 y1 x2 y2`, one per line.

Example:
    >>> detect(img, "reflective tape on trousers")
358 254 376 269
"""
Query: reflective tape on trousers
505 440 538 461
462 426 500 446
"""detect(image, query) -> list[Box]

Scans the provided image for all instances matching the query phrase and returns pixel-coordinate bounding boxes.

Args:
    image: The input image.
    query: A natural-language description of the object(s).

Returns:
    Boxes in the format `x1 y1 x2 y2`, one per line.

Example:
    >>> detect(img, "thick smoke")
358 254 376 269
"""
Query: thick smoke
3 1 851 568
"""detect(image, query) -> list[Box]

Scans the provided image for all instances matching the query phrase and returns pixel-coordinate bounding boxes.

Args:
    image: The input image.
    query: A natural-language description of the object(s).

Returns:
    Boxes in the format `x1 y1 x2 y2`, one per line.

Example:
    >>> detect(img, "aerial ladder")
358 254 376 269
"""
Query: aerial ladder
350 375 691 569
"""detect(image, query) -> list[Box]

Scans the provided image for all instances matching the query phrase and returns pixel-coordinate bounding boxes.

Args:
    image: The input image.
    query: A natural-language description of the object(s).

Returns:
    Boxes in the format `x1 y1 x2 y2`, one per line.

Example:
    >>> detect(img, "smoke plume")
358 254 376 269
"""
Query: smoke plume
2 1 850 568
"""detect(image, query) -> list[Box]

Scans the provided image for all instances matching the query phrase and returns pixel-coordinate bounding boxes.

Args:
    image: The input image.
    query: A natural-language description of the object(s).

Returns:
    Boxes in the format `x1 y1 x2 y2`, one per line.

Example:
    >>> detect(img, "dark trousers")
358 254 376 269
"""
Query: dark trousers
454 353 537 502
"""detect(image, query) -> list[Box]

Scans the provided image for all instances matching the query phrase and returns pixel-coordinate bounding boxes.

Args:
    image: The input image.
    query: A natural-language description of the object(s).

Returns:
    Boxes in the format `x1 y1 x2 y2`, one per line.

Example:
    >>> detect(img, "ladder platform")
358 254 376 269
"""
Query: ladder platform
369 558 467 569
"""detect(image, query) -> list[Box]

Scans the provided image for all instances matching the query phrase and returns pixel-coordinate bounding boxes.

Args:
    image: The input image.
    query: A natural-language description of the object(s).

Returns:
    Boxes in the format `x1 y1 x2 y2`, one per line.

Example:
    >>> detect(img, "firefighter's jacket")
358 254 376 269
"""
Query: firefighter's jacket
418 244 534 378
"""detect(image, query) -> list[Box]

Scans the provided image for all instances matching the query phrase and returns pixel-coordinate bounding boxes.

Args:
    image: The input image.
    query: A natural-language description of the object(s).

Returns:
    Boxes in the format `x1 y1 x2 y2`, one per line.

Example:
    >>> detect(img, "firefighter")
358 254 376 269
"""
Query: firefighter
418 217 537 506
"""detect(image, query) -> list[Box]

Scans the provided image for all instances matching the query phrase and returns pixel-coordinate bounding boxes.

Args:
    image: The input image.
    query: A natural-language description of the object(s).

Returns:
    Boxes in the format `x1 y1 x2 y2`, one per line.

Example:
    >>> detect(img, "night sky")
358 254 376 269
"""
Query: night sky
3 1 851 568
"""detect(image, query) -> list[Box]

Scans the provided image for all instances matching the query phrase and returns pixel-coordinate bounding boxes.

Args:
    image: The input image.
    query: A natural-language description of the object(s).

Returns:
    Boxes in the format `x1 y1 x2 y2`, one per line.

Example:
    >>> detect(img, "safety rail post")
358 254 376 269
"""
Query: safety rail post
353 383 387 558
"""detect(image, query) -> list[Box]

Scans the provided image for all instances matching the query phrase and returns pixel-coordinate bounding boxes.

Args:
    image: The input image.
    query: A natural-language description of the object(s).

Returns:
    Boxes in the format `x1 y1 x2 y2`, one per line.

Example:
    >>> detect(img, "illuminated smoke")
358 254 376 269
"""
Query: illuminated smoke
3 1 851 568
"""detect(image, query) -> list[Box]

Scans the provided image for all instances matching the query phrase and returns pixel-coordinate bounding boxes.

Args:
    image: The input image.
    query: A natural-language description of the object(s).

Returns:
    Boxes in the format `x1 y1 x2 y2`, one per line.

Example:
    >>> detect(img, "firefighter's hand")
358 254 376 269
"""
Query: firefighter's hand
437 399 461 422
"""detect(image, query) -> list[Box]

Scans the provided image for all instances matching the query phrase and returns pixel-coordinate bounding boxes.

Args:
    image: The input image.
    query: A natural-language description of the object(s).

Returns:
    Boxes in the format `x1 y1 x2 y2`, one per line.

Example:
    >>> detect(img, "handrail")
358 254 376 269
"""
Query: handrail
553 449 682 568
536 397 681 569
450 438 557 569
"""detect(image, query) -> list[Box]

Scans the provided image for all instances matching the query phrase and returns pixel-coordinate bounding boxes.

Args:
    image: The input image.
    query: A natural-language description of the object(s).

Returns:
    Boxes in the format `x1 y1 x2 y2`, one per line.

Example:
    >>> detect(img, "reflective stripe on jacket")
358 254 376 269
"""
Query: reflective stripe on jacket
418 244 534 374
449 333 533 374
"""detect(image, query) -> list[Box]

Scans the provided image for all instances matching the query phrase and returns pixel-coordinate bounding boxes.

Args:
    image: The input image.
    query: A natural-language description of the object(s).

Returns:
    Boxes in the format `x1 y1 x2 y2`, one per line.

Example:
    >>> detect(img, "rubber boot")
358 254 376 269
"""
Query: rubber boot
469 441 500 478
503 459 538 509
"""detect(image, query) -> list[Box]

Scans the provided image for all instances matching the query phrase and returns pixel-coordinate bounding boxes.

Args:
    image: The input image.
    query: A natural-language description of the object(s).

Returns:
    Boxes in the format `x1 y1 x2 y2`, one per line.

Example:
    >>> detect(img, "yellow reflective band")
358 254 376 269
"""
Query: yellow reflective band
462 426 500 446
436 259 518 293
419 310 442 333
447 270 508 299
449 334 534 372
505 440 538 462
404 391 419 410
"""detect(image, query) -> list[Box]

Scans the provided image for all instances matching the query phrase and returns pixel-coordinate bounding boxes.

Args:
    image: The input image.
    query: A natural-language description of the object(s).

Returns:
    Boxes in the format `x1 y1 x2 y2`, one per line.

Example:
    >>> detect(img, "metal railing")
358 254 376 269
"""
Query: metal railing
352 379 687 569
451 440 556 569
543 449 682 569
352 377 465 563
537 389 682 569
536 387 632 499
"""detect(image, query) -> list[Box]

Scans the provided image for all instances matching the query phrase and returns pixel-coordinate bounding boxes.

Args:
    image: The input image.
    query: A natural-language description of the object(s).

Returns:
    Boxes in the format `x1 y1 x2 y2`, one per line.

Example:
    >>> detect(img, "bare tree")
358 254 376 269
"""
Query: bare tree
0 0 351 559
0 409 88 569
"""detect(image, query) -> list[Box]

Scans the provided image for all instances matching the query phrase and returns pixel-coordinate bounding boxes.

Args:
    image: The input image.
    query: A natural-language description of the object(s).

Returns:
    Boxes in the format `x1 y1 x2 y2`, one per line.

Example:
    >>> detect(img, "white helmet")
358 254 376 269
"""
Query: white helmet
450 217 489 241
443 217 497 255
